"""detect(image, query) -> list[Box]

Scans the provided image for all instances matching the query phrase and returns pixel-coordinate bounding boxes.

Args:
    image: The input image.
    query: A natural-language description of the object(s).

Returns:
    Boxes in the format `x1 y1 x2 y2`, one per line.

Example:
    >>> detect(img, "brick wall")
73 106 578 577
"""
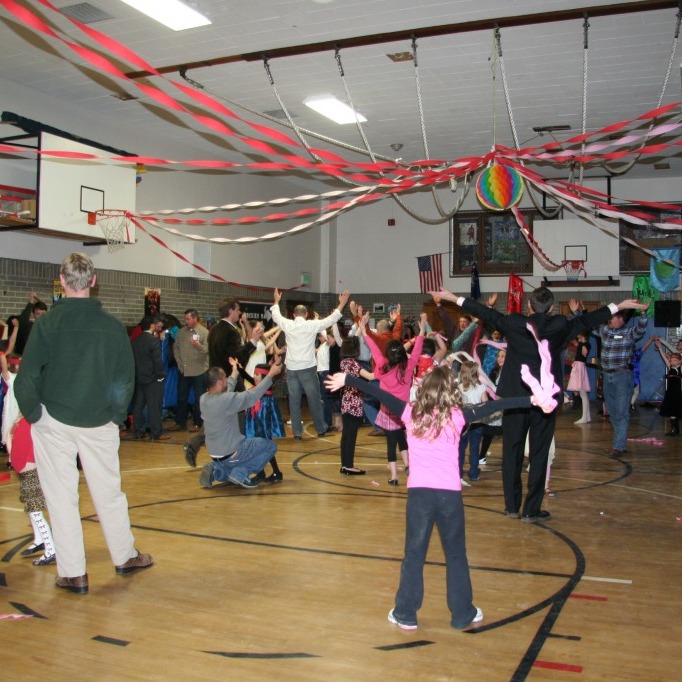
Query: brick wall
5 256 666 335
0 256 319 327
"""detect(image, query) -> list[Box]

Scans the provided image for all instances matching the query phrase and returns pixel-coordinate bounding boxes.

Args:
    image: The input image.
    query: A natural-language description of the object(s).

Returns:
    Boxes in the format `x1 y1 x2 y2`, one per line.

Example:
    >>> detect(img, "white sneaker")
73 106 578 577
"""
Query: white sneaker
461 478 471 487
388 608 417 630
472 607 483 623
479 458 487 466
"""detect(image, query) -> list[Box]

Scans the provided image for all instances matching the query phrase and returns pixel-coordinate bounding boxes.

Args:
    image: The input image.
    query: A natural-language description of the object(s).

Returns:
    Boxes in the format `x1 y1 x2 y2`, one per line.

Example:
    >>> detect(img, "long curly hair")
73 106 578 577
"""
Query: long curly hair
410 366 463 439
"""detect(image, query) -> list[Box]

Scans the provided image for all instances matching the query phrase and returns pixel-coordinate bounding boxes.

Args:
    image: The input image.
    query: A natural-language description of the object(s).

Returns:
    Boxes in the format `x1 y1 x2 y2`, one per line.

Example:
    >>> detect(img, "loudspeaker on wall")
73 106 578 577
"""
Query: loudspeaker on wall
654 300 681 328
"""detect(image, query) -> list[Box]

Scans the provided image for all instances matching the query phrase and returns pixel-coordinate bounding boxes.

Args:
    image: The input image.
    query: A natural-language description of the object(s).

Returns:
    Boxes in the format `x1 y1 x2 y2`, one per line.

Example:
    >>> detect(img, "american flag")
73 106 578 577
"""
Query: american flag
417 254 443 293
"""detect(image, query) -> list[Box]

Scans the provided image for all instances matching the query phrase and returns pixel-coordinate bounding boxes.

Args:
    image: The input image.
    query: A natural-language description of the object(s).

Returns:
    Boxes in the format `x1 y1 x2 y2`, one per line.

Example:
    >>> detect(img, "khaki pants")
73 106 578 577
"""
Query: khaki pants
32 407 136 578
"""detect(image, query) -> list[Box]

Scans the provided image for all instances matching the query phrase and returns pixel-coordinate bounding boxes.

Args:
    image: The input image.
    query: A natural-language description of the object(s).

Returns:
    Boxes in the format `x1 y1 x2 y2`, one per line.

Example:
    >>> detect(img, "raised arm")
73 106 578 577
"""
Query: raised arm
658 337 676 353
432 294 456 340
264 328 281 353
1 318 19 355
363 332 386 370
327 373 407 416
654 338 671 368
337 289 351 312
389 304 403 340
331 321 344 346
615 299 650 312
431 332 448 363
328 374 537 426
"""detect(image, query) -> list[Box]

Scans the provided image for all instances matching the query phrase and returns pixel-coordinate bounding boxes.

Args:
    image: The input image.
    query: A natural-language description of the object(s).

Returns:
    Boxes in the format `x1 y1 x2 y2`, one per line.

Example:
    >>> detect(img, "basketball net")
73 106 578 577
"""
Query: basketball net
563 260 587 282
95 210 130 253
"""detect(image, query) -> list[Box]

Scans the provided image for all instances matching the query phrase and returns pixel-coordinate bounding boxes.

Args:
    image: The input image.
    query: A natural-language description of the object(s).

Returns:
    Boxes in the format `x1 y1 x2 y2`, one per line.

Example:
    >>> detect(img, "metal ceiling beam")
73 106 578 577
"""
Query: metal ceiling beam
125 0 679 78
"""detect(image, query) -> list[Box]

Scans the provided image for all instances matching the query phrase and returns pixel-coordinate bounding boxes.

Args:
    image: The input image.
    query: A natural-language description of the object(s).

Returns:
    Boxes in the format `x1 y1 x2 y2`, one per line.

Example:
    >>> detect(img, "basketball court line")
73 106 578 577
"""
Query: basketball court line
581 575 632 584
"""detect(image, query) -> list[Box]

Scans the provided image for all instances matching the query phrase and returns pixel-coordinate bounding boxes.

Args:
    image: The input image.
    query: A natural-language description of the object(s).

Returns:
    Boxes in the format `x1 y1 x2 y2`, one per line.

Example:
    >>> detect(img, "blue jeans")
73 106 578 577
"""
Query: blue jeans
602 370 634 450
212 438 277 483
318 370 336 427
393 488 476 628
459 424 482 480
176 372 207 428
287 366 327 436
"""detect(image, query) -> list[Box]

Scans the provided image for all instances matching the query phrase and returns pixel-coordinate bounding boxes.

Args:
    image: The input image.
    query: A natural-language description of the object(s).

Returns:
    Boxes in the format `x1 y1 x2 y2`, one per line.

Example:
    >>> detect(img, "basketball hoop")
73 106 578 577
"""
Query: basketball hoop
95 210 131 253
563 260 587 282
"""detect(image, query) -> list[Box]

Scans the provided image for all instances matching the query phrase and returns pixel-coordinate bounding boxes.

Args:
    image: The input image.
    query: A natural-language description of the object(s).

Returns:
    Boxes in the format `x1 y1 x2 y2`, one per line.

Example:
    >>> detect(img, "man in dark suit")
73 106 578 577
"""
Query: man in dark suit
433 287 647 523
131 315 169 441
208 299 260 380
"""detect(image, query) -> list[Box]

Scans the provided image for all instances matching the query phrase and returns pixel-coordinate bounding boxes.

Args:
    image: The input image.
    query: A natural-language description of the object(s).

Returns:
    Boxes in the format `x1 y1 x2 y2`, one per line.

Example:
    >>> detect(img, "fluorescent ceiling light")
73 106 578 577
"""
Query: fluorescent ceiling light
303 95 367 125
119 0 211 31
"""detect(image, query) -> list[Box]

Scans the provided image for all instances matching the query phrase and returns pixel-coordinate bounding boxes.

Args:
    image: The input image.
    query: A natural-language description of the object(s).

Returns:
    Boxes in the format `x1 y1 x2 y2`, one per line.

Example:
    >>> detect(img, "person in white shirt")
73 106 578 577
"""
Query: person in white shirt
270 288 350 439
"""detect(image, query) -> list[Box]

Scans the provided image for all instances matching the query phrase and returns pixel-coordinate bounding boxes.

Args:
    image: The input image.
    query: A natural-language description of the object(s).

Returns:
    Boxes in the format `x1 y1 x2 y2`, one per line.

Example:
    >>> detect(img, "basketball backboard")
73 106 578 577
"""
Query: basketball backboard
38 131 136 244
532 218 618 278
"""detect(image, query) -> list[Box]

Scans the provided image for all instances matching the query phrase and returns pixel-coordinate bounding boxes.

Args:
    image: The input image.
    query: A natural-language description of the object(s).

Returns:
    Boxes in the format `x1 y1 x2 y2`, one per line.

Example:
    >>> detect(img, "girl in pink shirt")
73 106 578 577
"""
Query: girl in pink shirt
326 362 556 631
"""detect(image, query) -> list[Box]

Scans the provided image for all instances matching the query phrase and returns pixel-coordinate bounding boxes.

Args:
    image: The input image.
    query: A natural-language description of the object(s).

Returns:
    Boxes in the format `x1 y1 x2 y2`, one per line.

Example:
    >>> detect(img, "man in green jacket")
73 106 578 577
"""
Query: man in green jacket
15 253 153 595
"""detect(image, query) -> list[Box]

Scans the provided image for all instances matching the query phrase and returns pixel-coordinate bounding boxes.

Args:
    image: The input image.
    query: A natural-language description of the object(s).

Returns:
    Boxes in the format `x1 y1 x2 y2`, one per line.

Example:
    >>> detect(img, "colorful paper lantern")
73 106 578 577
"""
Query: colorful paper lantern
475 165 524 211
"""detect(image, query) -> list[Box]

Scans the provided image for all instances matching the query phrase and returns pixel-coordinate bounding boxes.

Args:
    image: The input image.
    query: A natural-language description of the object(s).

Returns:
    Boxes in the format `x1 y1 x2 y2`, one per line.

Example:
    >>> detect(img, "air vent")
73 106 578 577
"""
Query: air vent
387 52 414 62
653 162 671 170
59 3 114 24
111 92 138 101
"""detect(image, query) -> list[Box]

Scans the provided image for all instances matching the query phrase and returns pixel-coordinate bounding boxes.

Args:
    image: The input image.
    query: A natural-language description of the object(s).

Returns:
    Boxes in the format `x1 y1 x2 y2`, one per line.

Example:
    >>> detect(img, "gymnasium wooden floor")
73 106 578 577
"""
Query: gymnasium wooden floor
1 402 680 681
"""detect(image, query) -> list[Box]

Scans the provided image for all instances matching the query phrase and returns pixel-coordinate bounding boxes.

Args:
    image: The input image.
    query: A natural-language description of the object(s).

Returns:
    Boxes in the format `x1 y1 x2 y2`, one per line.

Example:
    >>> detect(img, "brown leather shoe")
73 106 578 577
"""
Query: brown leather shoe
116 551 154 575
55 574 89 594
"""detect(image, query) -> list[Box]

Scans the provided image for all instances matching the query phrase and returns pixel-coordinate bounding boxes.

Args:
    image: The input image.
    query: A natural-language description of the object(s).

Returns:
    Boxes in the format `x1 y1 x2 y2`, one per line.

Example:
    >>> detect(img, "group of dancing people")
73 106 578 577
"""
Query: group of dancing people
4 267 676 628
188 284 650 631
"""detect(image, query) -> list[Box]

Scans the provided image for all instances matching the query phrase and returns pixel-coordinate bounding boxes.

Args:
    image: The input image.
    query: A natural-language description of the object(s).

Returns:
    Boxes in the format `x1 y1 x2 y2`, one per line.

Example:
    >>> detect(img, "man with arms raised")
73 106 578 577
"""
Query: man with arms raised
271 288 350 439
199 357 283 489
432 286 648 523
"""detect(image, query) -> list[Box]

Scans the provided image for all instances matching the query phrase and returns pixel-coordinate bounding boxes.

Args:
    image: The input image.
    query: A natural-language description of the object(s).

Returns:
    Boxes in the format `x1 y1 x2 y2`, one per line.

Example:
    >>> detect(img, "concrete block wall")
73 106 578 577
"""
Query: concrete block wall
0 257 319 328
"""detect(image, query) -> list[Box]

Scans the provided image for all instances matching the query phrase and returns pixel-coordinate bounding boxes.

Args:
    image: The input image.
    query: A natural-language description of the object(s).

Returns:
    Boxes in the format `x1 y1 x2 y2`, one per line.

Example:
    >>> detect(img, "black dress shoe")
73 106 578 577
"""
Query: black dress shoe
522 510 552 524
317 428 335 437
340 467 366 475
21 542 44 556
184 442 198 468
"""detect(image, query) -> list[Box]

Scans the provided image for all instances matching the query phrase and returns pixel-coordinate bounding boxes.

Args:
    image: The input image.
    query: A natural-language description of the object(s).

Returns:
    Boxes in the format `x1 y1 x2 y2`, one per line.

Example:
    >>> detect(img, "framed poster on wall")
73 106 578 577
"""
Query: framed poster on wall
449 210 539 276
